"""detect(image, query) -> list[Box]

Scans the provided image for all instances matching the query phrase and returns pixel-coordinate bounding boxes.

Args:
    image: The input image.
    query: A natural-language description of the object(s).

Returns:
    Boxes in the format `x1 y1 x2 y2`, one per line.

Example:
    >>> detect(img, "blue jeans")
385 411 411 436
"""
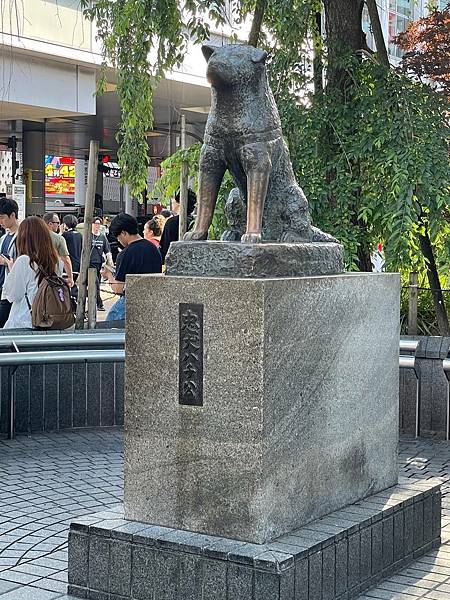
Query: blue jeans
106 295 125 321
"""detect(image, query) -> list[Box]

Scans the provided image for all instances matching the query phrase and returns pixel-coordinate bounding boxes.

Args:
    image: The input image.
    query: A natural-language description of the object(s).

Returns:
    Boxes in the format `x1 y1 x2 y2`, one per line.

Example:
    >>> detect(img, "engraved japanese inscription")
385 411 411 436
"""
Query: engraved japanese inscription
179 303 204 406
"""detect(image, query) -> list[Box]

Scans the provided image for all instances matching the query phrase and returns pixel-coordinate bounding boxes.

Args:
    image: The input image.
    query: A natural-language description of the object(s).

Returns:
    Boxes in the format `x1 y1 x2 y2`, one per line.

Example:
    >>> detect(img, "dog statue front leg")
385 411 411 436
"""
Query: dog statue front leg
184 144 226 241
241 167 270 244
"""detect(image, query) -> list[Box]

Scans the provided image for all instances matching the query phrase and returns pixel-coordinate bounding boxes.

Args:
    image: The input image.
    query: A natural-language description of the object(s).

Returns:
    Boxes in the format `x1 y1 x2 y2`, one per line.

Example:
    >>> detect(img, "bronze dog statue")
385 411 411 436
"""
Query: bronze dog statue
185 44 332 244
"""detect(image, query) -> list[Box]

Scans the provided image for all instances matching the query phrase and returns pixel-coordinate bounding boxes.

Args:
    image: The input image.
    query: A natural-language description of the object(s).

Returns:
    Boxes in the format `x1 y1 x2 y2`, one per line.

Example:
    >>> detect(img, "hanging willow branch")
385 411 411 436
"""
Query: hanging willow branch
80 0 226 198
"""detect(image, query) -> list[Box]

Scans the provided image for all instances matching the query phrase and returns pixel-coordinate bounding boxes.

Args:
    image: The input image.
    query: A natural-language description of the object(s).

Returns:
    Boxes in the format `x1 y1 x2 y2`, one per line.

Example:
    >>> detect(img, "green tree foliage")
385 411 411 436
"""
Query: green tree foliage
282 58 450 273
153 143 233 239
81 0 226 197
153 144 202 203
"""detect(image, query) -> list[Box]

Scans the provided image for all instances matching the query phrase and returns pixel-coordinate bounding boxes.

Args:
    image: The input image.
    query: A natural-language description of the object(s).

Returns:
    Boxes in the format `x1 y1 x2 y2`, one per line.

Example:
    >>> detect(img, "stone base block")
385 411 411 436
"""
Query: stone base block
165 240 344 278
125 273 400 543
68 479 441 600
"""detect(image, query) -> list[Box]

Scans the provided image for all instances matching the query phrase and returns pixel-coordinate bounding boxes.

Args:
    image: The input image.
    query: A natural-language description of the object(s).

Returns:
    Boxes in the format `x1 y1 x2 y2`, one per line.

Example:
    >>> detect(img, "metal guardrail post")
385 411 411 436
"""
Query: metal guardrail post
415 363 421 439
399 354 421 438
443 359 450 441
7 366 16 440
7 341 20 439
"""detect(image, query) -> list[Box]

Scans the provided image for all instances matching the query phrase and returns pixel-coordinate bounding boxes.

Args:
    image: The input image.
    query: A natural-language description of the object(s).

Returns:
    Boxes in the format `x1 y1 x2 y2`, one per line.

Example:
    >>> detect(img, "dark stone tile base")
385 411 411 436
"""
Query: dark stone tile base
68 479 441 600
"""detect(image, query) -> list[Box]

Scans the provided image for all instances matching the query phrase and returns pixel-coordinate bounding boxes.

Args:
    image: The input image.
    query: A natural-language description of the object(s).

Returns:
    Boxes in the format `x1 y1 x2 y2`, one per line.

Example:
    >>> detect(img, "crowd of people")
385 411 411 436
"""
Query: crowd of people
0 190 194 329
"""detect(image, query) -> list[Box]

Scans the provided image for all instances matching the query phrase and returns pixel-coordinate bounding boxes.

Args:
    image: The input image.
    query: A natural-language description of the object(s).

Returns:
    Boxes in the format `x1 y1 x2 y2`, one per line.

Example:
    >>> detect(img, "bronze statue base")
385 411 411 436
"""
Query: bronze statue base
165 241 344 279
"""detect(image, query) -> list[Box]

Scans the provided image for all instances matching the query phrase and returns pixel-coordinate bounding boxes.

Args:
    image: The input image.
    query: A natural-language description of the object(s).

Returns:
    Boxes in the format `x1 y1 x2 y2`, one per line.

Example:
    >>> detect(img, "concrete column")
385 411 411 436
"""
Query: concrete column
75 159 88 206
22 123 45 216
124 184 137 216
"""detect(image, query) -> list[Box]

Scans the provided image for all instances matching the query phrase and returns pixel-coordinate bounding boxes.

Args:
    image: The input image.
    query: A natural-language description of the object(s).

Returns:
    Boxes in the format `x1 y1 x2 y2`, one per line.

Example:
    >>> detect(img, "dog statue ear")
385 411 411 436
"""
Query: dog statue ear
202 45 217 62
251 48 268 64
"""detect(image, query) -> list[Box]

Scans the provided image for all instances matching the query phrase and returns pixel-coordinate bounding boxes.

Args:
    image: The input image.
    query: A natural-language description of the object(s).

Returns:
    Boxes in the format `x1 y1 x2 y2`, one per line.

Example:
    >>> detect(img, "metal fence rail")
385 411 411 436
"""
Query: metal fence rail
0 332 124 351
0 337 434 440
2 348 125 439
399 340 420 437
399 340 419 354
442 359 450 441
0 349 124 367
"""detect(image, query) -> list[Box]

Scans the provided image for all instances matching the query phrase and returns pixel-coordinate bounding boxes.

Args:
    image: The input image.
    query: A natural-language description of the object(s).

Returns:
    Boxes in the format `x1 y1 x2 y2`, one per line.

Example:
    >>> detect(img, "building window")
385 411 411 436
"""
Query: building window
388 0 413 57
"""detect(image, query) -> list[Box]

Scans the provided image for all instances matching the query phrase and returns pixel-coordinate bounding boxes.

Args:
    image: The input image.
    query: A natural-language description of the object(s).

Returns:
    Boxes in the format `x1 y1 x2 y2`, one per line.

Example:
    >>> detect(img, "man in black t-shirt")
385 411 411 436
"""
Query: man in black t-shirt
101 213 162 322
62 215 82 274
62 214 82 300
159 189 197 262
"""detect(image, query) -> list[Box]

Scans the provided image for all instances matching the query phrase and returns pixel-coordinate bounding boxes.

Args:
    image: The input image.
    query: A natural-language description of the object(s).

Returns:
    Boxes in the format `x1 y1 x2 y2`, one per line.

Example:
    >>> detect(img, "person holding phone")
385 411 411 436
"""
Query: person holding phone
0 197 19 327
90 217 113 311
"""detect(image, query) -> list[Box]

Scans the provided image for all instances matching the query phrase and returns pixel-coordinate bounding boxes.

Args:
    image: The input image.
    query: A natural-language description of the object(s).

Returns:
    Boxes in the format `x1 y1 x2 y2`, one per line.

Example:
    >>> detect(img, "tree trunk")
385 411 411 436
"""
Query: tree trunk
313 12 324 96
419 228 450 336
323 0 364 90
75 140 99 330
357 241 373 272
365 0 390 66
248 0 267 47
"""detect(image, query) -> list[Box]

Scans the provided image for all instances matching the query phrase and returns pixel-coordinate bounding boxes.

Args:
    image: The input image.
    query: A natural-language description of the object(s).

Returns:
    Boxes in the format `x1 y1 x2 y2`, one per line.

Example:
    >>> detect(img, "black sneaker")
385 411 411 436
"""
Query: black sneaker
98 306 105 311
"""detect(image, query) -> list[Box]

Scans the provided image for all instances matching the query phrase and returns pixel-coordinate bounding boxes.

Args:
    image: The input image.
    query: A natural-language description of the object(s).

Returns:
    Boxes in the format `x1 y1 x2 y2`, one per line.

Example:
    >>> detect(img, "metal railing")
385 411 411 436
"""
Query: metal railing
0 332 125 439
399 340 419 354
0 332 124 351
0 337 440 440
399 340 420 438
442 359 450 441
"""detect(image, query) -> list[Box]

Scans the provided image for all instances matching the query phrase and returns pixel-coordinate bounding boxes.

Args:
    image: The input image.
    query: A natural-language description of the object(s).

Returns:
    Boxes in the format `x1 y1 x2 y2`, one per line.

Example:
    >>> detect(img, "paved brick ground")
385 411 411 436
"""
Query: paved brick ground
0 431 448 599
359 437 450 600
0 430 122 599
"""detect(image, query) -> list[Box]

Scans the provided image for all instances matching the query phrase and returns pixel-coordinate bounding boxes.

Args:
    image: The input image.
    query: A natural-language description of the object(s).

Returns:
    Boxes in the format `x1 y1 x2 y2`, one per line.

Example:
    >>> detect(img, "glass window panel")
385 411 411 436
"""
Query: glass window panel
397 0 412 17
388 12 397 37
396 14 410 33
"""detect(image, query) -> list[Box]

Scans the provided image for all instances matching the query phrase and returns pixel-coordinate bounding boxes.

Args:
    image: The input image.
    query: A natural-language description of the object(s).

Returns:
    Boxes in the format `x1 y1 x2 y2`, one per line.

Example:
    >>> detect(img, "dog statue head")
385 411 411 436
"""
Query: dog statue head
202 44 268 89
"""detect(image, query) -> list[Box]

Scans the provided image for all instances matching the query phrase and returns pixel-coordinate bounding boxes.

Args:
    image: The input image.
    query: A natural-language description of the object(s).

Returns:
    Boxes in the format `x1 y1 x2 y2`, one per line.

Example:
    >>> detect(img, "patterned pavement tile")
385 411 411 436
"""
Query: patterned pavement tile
0 430 122 598
360 437 450 600
0 430 449 598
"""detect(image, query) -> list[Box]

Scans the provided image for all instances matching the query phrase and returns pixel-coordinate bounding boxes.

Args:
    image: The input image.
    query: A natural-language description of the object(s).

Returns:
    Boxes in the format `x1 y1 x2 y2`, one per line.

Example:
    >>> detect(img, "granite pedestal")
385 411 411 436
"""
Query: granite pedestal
68 268 444 599
68 479 442 600
124 272 400 544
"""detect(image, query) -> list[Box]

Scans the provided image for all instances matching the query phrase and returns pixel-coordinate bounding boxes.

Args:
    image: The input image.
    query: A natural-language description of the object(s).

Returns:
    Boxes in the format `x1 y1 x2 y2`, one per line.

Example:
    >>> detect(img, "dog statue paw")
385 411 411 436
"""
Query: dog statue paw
241 232 262 244
183 230 209 241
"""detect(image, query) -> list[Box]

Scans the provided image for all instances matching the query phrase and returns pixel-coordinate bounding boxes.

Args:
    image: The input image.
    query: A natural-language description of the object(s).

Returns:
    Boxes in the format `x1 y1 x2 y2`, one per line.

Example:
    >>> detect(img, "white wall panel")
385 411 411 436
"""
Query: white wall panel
0 54 95 116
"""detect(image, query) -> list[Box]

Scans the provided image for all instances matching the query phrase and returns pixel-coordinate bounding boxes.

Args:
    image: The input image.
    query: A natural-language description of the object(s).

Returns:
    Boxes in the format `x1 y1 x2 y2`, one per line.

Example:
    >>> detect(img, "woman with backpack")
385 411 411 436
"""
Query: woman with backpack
1 216 72 329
